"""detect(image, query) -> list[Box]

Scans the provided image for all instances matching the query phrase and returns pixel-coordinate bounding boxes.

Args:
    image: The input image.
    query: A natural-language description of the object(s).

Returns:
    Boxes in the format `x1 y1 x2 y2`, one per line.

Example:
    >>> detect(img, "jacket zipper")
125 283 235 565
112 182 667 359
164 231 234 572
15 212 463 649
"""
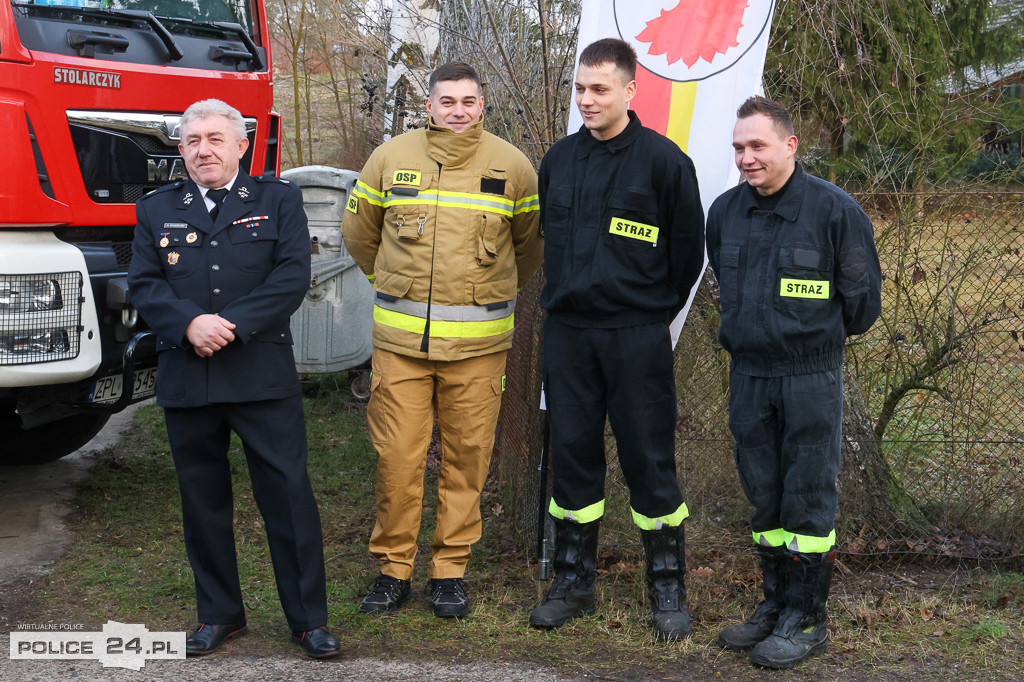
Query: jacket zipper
420 163 442 353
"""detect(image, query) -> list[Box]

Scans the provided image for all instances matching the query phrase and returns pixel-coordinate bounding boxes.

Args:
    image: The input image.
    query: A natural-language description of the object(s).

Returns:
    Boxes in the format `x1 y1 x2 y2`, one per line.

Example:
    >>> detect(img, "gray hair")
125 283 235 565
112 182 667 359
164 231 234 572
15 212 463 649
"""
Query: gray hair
179 99 246 141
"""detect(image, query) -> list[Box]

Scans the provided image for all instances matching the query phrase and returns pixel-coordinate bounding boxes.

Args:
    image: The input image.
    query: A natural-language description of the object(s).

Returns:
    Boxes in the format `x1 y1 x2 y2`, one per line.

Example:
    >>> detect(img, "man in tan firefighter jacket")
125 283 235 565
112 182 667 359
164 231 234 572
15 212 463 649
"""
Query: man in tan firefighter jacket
342 62 543 618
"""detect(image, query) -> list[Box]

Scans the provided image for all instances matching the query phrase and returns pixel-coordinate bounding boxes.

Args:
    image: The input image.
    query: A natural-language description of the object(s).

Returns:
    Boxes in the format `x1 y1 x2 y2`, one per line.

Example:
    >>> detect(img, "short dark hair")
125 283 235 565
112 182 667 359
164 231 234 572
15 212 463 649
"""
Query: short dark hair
428 62 482 95
736 96 795 138
579 38 637 82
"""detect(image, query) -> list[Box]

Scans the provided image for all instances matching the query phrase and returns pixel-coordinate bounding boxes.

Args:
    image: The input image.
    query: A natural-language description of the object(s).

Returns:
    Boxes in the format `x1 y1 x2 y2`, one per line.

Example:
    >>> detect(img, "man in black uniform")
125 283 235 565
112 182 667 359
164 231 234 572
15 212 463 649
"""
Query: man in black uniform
707 96 881 669
529 38 705 640
127 99 339 659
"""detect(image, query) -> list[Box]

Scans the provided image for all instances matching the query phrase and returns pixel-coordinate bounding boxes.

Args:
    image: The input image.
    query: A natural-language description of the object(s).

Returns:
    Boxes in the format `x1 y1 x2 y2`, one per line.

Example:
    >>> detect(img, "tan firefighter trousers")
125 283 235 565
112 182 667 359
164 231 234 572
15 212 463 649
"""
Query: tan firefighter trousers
366 348 507 580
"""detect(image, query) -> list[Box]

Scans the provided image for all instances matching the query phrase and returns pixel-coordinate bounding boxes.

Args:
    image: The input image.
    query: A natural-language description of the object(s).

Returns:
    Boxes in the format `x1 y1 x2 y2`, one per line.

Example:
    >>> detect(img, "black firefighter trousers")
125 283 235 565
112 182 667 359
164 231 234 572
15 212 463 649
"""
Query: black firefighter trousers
728 369 843 553
544 317 686 526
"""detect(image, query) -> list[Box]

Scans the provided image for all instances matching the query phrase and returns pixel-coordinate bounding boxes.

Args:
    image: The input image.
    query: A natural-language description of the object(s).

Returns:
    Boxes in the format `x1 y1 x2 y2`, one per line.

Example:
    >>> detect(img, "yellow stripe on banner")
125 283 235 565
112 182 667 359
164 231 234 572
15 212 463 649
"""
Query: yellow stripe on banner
666 81 698 154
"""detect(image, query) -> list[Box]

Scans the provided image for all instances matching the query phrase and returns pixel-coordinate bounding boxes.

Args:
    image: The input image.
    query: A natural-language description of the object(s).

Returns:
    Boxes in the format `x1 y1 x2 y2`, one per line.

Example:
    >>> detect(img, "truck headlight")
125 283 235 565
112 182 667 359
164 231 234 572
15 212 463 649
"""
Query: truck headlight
0 272 82 365
0 277 64 312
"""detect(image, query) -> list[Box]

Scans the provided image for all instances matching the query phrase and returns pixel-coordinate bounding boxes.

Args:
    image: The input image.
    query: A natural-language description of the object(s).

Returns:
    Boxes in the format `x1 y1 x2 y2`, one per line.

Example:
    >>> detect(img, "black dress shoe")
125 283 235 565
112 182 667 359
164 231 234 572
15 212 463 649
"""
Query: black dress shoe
291 626 340 659
185 622 247 656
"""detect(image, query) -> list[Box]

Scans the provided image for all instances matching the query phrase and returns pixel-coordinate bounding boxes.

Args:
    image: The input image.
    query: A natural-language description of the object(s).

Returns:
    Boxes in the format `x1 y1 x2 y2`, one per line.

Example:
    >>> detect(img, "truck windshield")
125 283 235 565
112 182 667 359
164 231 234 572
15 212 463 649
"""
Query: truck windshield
11 0 256 39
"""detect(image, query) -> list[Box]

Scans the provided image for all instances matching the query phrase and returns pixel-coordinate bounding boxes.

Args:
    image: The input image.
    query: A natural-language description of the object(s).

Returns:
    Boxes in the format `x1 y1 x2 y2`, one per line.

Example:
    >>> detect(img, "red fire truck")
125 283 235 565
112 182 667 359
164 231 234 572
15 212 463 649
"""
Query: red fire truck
0 0 279 463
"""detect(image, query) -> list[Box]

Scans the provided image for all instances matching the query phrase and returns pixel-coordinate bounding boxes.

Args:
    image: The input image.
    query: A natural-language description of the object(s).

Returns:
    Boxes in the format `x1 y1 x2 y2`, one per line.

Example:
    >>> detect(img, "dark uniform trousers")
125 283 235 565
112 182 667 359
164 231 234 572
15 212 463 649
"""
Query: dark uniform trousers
544 317 685 521
727 369 843 543
164 395 328 631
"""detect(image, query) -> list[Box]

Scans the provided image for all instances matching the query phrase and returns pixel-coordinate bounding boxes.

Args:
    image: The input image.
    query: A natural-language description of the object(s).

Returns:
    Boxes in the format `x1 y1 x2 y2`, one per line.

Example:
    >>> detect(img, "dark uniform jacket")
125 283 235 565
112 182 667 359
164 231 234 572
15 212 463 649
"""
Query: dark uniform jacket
128 170 311 407
538 111 705 327
706 163 882 377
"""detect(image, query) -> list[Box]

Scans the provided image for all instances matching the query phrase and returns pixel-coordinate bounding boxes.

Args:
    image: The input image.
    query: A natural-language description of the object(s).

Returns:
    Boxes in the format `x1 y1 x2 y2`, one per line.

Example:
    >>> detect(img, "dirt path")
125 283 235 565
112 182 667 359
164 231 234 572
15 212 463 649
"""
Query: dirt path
0 406 142 587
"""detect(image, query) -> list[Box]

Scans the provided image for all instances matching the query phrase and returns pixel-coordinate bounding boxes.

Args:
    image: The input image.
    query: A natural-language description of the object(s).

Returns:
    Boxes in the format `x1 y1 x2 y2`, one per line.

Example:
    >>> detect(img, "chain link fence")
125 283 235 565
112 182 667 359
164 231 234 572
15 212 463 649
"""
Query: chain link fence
493 190 1024 570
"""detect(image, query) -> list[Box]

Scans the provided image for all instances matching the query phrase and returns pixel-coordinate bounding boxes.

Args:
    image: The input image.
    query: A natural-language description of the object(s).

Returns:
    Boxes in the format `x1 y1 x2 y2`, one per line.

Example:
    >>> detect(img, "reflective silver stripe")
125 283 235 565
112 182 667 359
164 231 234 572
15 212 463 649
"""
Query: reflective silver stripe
353 181 384 205
514 195 539 214
374 294 516 321
383 190 515 216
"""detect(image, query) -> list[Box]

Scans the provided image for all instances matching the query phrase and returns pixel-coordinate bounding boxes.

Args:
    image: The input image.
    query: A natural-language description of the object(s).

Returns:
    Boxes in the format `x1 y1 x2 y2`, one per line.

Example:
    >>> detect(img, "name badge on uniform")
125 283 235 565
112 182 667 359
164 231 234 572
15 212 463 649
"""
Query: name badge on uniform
392 170 421 186
609 217 659 246
163 222 188 230
780 278 830 299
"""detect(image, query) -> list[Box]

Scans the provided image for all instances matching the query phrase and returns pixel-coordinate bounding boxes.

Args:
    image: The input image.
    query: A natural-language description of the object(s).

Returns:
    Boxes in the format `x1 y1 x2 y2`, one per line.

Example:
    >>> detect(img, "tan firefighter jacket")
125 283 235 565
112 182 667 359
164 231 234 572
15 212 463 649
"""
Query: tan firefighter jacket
342 119 543 361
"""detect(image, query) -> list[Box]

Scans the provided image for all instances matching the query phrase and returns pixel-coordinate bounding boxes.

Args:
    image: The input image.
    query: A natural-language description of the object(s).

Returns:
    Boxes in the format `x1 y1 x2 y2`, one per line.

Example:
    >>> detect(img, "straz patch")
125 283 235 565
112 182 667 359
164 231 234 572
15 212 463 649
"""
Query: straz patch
346 195 359 214
780 278 830 299
609 217 659 245
392 170 421 186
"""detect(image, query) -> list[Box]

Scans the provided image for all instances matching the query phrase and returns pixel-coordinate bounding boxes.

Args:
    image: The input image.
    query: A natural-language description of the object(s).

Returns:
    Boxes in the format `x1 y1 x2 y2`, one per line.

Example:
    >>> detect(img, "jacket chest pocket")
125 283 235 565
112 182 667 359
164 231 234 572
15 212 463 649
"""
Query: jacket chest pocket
542 184 572 246
775 245 834 311
476 212 512 266
227 221 279 272
716 243 743 310
604 189 659 250
157 228 202 278
476 170 510 265
383 167 434 243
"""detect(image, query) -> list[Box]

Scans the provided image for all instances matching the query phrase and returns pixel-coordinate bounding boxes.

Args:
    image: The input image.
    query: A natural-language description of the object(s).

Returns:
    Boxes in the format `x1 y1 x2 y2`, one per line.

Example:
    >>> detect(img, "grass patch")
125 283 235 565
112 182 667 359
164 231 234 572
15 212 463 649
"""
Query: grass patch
12 374 1024 679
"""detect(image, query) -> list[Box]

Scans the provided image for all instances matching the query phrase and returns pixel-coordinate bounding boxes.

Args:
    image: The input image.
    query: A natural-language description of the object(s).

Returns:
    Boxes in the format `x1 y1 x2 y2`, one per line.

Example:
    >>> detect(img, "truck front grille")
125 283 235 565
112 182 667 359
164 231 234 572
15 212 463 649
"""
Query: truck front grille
66 111 256 204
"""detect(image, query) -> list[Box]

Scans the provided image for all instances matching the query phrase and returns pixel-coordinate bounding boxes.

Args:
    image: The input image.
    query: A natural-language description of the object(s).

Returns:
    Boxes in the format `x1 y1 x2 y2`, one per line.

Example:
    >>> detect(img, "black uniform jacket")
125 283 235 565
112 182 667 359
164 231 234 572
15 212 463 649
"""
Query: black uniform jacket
706 164 882 377
127 171 311 407
538 111 705 327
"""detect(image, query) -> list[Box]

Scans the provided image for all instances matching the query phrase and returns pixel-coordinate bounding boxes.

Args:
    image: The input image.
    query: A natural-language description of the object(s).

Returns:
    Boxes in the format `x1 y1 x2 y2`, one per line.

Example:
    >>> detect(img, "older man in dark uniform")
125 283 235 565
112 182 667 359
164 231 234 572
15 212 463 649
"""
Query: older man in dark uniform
127 99 339 659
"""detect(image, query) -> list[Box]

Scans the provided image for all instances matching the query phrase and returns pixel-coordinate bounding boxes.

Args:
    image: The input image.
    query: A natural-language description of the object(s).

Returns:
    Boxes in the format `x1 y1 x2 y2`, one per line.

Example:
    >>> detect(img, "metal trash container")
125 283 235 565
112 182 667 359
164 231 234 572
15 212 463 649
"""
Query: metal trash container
283 165 373 392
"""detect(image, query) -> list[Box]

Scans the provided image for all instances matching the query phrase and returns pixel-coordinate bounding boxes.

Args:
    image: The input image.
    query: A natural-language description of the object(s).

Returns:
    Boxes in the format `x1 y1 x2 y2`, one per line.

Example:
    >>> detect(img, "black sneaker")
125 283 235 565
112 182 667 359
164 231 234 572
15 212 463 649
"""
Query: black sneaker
427 578 470 618
360 574 411 614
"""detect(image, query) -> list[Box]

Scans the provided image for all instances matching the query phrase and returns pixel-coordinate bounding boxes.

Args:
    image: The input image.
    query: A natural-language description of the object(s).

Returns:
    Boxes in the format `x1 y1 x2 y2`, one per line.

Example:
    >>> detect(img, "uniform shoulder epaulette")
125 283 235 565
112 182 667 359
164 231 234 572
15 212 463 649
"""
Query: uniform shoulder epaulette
142 180 184 198
256 174 289 184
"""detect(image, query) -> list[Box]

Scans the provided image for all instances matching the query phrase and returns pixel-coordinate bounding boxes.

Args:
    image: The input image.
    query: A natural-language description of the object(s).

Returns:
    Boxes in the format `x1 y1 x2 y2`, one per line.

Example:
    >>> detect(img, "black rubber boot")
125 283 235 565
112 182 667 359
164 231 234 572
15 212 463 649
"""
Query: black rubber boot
717 545 788 650
751 548 835 669
641 524 691 640
529 517 599 628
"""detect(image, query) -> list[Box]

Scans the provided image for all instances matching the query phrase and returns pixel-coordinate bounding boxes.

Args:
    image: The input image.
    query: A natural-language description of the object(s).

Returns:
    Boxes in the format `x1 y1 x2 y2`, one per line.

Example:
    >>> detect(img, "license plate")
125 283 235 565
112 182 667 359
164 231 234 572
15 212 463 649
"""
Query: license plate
89 367 157 404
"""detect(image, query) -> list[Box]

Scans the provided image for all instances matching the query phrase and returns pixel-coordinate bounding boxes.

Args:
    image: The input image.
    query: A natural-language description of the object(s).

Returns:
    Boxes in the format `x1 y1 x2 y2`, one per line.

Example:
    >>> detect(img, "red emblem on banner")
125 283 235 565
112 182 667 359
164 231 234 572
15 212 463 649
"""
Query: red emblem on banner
614 0 773 82
635 0 748 68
